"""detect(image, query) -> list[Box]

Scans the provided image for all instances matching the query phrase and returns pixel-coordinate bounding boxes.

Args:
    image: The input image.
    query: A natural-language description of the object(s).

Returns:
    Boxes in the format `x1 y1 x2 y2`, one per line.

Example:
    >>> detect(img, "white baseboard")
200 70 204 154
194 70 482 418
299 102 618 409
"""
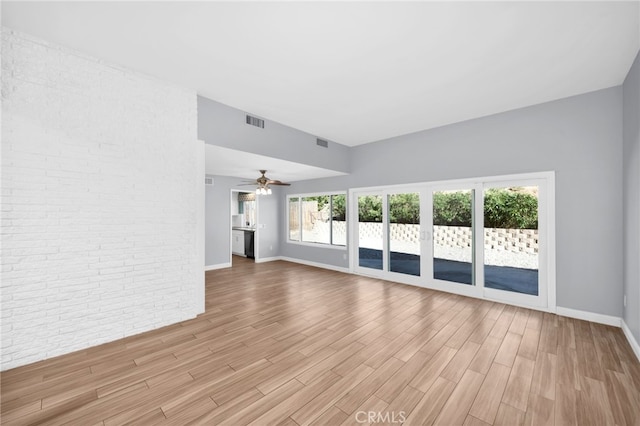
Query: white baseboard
279 256 350 274
556 306 621 327
255 256 282 264
622 320 640 362
204 262 231 271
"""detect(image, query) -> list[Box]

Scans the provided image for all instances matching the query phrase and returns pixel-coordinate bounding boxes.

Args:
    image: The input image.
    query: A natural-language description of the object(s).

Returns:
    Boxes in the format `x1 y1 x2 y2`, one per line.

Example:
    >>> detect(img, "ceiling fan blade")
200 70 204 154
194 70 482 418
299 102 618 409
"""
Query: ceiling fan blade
237 183 258 186
268 181 291 186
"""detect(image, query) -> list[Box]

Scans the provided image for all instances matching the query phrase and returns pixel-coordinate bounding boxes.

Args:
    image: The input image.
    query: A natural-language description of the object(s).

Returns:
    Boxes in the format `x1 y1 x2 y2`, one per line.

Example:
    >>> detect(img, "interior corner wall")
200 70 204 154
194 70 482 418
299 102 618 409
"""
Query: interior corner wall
205 176 280 268
280 87 624 318
0 29 200 371
623 49 640 343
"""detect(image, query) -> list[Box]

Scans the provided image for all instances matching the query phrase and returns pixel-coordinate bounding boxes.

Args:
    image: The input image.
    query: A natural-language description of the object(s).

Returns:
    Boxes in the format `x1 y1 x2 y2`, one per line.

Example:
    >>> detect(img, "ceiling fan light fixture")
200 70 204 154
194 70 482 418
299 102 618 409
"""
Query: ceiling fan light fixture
241 170 290 195
256 186 270 195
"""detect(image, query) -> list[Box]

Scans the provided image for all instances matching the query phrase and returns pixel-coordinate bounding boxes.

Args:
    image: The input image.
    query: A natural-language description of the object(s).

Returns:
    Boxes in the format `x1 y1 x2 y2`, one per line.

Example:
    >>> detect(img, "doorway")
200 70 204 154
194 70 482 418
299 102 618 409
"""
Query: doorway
230 190 257 262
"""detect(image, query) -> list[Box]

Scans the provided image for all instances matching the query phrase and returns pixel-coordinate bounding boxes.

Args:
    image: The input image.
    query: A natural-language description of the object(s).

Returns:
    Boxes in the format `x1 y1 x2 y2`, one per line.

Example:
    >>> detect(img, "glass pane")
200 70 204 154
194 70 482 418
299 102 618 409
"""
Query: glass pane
358 195 383 270
388 193 420 276
331 194 346 246
301 196 331 244
288 197 300 241
484 186 539 295
433 189 474 285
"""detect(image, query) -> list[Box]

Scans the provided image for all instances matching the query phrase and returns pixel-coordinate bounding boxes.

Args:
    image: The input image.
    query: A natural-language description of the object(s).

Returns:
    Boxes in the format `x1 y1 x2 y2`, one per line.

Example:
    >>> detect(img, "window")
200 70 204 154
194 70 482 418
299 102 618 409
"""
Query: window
288 193 346 247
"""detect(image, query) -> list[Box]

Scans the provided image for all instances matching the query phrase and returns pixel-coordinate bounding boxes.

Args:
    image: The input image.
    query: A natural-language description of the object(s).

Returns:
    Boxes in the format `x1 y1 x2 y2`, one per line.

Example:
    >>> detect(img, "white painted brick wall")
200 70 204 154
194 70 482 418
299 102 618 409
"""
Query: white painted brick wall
1 29 200 370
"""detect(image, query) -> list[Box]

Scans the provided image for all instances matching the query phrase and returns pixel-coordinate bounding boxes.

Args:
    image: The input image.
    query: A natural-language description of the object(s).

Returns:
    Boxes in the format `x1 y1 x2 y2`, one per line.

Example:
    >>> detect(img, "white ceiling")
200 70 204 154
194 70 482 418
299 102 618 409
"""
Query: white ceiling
204 144 347 182
2 1 639 147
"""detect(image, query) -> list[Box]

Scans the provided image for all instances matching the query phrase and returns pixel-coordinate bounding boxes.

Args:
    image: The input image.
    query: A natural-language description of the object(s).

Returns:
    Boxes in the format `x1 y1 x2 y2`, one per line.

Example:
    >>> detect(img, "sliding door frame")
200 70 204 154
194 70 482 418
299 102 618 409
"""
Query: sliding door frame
348 171 556 312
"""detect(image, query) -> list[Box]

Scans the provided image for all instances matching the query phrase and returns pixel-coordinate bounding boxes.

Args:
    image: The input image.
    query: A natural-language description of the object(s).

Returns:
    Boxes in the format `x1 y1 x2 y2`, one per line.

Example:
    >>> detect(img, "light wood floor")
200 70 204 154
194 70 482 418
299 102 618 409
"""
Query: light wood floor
2 256 640 425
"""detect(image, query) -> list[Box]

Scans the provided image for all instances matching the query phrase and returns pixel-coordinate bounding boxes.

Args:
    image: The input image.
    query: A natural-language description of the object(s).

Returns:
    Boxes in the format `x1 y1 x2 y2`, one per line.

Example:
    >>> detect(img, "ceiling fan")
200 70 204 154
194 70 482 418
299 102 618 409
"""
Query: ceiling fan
240 170 290 195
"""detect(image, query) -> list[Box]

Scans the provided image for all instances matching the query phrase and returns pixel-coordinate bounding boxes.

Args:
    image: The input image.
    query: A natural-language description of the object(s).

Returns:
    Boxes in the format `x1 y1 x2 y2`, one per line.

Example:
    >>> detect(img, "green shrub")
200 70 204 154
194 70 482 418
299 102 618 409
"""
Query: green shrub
484 189 537 229
358 195 382 222
433 192 472 227
357 189 538 229
332 194 346 221
390 193 420 224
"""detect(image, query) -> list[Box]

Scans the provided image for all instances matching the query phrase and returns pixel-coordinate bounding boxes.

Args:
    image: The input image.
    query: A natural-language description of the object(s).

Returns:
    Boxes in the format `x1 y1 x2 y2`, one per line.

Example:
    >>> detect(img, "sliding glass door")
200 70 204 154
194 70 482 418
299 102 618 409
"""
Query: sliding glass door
431 188 476 286
351 173 554 310
355 189 425 281
388 192 421 276
481 180 548 307
357 193 384 273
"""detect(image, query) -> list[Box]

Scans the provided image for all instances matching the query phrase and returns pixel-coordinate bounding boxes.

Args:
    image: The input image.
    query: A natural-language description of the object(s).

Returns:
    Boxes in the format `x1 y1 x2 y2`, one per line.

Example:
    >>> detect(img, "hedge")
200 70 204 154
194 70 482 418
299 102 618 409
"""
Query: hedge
356 188 538 229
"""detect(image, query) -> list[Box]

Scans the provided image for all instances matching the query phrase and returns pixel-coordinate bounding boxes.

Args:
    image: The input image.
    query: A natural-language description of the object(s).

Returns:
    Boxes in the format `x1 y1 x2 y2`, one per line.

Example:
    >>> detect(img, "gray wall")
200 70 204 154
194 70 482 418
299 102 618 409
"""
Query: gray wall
198 96 351 173
623 50 640 342
280 87 624 317
205 175 280 267
256 191 281 260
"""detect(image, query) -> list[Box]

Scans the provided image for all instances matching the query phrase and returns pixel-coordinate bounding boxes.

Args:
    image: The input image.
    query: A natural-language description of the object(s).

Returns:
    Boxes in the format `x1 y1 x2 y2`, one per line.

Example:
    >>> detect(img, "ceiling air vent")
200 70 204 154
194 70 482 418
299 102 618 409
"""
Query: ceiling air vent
246 115 265 128
316 138 329 148
204 176 214 186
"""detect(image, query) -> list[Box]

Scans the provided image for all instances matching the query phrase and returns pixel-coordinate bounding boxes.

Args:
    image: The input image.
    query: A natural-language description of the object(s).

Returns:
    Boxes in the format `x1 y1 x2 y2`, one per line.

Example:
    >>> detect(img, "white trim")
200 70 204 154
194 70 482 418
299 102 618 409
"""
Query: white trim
196 139 206 315
254 256 282 263
556 306 621 327
205 262 232 271
279 256 350 273
622 320 640 362
547 172 557 312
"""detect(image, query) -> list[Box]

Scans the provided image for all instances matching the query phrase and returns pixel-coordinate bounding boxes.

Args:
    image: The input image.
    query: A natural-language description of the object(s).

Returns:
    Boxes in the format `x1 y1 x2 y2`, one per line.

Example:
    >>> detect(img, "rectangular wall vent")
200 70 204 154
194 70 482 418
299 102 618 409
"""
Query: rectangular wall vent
246 115 265 128
204 176 214 186
316 138 329 148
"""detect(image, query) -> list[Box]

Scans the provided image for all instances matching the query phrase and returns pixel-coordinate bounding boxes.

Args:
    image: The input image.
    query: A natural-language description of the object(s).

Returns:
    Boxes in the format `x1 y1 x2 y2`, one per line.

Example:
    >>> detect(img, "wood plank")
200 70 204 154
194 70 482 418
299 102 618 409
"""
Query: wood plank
463 415 491 426
217 379 304 426
433 369 486 426
339 395 389 426
290 364 374 426
530 351 557 401
374 350 432 403
554 383 578 426
517 327 540 361
409 345 458 392
494 331 522 367
383 385 424 422
468 362 511 424
523 394 554 426
403 377 456 426
249 371 341 426
502 355 535 412
494 403 525 426
576 375 616 426
468 335 502 375
308 406 349 426
335 357 404 414
438 340 481 384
